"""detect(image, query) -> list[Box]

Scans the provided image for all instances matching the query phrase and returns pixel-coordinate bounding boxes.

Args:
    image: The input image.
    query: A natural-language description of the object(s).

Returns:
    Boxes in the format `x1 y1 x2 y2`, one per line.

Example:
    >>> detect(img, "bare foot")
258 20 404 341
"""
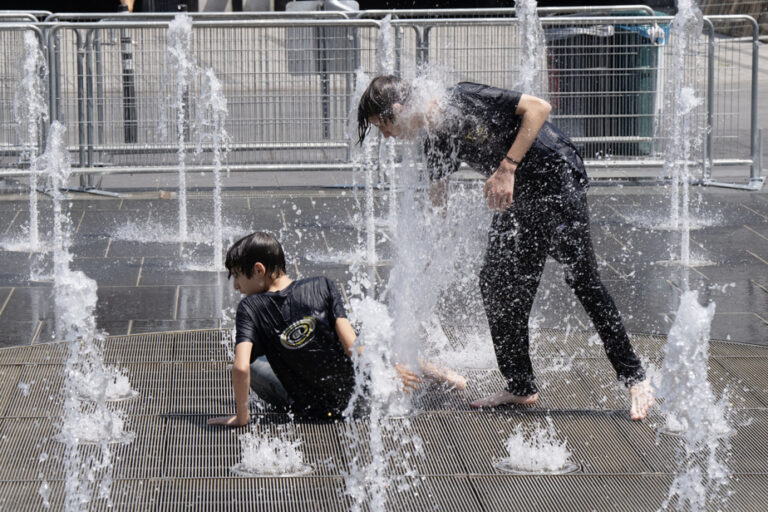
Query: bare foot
419 360 468 390
470 390 538 409
629 379 654 421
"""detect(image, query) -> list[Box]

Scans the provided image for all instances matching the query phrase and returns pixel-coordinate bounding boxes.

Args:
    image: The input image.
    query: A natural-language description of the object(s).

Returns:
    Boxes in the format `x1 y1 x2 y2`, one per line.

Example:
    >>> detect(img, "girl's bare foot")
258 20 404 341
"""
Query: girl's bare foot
629 379 654 421
470 390 539 409
419 360 467 390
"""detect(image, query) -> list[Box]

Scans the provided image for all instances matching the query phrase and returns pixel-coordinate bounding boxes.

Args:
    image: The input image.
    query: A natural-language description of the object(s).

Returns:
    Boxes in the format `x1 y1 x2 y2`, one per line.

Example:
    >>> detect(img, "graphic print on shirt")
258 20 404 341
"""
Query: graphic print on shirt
279 317 316 350
464 120 489 144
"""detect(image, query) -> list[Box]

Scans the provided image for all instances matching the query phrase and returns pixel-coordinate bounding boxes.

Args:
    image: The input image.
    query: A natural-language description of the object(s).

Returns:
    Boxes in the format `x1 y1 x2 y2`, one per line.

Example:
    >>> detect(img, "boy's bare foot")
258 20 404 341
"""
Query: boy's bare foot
419 360 467 390
629 379 654 421
470 390 538 409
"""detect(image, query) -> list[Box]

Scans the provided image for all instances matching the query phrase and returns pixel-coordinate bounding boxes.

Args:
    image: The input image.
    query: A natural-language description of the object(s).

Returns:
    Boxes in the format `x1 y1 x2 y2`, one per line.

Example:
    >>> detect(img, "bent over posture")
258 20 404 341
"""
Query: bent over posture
357 75 654 420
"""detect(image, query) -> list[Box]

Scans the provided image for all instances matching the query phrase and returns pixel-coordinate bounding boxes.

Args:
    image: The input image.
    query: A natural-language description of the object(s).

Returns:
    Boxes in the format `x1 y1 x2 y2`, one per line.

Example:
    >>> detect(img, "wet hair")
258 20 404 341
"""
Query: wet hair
225 231 286 279
357 75 411 145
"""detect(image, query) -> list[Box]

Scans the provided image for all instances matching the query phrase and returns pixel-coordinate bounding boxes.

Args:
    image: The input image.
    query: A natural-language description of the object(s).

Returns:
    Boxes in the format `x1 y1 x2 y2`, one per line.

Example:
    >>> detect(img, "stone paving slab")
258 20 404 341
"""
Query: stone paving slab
2 185 766 348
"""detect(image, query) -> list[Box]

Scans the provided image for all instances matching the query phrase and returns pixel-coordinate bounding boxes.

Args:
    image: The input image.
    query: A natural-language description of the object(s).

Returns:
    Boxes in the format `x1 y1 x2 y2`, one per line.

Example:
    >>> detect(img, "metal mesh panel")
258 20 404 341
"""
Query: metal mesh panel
0 365 22 417
440 411 648 475
50 21 381 171
0 27 43 170
0 480 66 511
470 474 674 512
156 477 349 512
167 361 231 415
0 328 766 510
0 416 68 481
50 27 87 166
4 363 64 418
709 17 759 165
714 356 768 408
0 14 759 183
343 413 467 476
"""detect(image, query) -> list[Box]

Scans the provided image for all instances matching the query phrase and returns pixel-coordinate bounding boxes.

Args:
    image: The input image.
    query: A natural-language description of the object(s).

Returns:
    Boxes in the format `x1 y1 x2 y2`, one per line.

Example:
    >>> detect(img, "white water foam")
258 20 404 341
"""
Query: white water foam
495 419 577 474
231 427 311 477
343 297 424 512
197 67 231 270
513 0 546 96
41 122 135 510
657 290 732 511
13 31 48 253
167 13 196 241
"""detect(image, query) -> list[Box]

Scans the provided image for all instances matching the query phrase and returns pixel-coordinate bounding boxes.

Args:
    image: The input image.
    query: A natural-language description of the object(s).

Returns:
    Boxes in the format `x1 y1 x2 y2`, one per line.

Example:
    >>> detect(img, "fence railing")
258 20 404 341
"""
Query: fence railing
0 11 761 190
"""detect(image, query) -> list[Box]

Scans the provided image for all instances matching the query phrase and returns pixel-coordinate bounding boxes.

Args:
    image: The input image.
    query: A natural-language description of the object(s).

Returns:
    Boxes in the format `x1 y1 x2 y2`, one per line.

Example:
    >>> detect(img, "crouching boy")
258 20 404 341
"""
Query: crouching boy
208 231 465 426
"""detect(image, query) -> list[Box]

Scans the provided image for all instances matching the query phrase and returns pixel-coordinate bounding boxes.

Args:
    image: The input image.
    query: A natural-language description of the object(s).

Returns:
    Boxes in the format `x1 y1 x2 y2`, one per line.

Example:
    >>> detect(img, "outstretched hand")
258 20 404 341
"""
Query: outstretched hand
207 414 250 427
394 363 422 394
483 163 516 211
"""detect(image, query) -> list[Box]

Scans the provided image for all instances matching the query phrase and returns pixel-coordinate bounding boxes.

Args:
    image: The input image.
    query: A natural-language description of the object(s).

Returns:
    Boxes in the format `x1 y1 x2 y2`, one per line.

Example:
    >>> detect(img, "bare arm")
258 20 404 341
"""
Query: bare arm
335 317 421 392
508 94 552 164
484 94 552 210
335 317 360 357
208 341 252 427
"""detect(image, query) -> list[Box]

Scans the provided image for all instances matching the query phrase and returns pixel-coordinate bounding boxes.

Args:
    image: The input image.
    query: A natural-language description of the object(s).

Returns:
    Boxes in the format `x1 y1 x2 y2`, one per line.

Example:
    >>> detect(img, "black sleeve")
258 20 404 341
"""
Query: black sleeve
235 300 265 358
459 82 522 116
325 278 347 320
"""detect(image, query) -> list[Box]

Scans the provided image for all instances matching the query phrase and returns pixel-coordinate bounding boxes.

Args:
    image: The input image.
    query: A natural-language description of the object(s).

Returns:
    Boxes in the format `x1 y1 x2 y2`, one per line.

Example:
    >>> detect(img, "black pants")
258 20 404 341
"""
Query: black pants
478 175 645 396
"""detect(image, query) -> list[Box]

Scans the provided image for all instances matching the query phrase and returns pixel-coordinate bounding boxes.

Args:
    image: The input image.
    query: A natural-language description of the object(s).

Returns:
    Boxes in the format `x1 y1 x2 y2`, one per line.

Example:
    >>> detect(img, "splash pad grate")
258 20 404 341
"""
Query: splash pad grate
0 328 766 511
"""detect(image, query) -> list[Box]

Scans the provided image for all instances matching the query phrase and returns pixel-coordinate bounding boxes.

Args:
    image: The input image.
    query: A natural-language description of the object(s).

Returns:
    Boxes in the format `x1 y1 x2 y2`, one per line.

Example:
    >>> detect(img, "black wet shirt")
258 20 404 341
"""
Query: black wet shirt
424 82 588 198
235 276 355 418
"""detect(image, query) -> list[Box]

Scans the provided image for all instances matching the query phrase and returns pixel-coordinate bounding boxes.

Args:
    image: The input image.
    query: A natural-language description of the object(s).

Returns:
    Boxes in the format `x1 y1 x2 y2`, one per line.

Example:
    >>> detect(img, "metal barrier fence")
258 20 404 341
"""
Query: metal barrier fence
0 25 46 166
0 11 762 190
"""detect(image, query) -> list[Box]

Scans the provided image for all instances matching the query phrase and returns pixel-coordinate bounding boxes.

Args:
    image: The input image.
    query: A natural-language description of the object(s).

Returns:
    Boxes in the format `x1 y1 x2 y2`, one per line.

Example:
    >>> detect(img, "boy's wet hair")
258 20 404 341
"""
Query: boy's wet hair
225 231 286 279
357 75 411 145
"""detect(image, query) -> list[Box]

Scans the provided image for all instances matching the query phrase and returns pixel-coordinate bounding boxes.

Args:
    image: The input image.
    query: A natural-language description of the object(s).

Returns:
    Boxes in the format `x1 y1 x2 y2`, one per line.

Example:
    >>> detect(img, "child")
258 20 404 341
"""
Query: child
208 231 465 426
358 76 654 420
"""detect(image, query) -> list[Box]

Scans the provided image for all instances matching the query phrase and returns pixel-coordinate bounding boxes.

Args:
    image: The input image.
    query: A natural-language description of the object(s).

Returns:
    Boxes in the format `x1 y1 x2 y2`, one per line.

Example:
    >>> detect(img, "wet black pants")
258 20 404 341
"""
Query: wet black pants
478 188 646 396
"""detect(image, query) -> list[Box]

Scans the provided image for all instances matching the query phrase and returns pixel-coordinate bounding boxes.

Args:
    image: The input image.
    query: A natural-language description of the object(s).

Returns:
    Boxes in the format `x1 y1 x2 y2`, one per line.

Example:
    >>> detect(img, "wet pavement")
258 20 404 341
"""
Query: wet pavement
0 327 766 511
0 178 766 349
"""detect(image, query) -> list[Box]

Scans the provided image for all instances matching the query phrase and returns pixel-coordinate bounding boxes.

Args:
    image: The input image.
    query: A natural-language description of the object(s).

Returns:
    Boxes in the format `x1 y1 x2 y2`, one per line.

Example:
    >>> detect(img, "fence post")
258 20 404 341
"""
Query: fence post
94 31 106 163
76 29 87 173
749 16 759 183
705 18 715 181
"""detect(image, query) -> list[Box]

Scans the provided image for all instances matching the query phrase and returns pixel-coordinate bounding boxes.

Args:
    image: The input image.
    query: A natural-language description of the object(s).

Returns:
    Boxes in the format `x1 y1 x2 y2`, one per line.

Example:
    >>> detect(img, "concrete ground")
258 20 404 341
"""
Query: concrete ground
0 176 766 349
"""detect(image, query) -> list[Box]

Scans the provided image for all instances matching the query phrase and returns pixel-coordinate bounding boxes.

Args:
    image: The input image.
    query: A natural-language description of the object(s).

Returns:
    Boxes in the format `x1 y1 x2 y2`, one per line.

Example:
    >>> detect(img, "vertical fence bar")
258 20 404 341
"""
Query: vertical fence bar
749 17 759 182
94 31 105 164
759 127 763 179
705 18 715 180
76 29 87 171
47 28 59 127
86 30 95 170
121 26 137 144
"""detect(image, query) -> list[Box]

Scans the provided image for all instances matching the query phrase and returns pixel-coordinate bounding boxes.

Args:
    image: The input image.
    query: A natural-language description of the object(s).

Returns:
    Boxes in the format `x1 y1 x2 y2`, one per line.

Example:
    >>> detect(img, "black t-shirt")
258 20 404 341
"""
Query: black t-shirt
235 276 355 418
424 82 588 198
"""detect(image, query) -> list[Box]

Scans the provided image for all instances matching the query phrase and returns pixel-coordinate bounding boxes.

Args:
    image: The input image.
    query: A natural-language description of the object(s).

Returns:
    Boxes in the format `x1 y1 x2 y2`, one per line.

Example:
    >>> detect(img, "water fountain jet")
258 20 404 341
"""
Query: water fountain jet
655 2 734 509
494 419 578 475
4 31 47 254
197 67 230 270
167 12 196 242
41 122 135 510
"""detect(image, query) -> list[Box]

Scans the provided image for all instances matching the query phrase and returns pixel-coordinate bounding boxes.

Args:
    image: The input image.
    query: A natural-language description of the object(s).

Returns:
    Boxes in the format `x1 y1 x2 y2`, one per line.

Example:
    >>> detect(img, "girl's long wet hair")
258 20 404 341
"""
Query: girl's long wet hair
357 75 411 145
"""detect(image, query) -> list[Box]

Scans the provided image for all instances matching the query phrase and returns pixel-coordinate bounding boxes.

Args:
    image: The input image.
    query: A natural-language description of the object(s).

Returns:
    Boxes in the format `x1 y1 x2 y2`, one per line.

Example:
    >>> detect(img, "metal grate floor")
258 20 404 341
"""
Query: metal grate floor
0 328 766 511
